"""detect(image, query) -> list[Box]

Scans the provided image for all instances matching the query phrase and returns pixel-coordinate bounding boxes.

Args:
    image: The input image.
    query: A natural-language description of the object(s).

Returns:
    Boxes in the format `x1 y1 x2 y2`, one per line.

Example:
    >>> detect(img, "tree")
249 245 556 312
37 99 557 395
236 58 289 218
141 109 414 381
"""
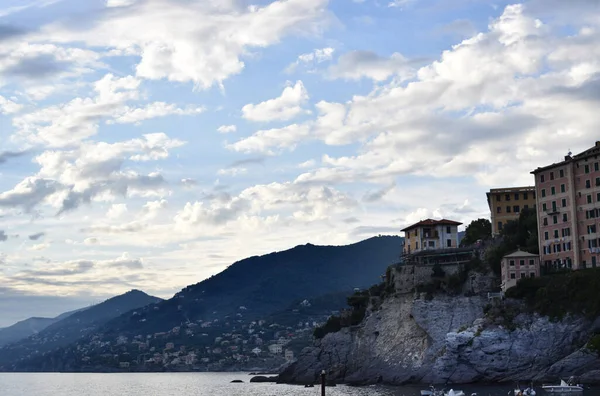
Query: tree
460 218 492 247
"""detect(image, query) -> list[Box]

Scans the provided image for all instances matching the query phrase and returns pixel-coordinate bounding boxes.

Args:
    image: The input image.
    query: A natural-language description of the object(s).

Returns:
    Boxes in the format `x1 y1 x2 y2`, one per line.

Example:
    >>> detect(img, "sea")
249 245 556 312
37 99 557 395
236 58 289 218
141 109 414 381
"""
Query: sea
0 372 597 396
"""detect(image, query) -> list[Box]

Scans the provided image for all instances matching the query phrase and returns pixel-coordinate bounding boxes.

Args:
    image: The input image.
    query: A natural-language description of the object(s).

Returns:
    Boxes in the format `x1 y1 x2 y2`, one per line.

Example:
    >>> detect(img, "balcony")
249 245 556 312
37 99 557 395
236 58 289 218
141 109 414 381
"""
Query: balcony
546 208 560 215
421 232 439 239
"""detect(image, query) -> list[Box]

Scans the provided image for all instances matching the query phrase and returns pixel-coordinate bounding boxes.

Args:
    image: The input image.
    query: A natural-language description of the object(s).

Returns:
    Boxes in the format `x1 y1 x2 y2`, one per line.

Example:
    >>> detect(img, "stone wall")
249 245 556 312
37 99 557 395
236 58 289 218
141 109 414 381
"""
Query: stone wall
391 263 461 294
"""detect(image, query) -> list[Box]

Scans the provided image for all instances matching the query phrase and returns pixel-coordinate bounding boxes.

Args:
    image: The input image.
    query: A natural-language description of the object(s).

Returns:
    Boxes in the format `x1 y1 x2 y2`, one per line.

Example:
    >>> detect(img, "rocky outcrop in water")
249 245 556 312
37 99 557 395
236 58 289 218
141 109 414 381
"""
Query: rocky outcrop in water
280 288 600 385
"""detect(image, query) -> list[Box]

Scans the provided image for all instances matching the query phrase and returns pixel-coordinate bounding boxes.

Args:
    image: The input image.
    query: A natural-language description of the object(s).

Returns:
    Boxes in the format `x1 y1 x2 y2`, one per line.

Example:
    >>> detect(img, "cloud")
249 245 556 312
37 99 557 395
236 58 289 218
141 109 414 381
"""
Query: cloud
0 150 28 165
362 183 396 203
229 157 265 168
29 242 50 251
38 0 330 89
285 47 334 73
241 81 310 122
0 25 27 41
227 123 311 154
217 125 237 134
28 232 45 240
110 102 205 125
328 50 417 82
0 230 7 242
439 19 477 39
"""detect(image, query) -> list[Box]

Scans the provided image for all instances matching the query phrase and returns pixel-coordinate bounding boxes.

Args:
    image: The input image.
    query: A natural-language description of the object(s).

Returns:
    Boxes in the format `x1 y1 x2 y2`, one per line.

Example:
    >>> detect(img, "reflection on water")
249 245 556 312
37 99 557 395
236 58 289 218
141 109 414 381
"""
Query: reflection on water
0 373 596 396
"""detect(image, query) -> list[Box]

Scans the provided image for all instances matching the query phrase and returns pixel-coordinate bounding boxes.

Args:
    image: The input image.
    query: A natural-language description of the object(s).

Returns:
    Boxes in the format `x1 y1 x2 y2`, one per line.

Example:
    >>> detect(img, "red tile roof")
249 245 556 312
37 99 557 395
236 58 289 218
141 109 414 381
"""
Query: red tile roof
400 218 462 232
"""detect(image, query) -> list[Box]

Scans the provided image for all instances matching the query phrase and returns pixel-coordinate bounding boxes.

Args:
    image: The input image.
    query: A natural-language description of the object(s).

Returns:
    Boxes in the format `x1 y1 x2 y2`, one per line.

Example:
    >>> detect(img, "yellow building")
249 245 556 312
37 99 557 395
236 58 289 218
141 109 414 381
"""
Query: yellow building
486 187 536 236
401 219 462 255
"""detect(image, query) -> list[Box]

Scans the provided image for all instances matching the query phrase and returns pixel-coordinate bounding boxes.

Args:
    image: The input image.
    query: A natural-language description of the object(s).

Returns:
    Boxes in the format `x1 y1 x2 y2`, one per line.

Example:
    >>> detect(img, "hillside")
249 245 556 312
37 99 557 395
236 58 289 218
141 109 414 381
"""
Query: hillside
0 290 161 369
0 307 84 348
102 235 402 337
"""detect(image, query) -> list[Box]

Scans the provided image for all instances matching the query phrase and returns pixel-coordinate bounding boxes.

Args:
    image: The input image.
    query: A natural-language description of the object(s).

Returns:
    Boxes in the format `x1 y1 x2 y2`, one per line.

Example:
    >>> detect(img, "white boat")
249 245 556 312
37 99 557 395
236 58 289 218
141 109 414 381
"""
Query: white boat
541 379 584 393
421 386 473 396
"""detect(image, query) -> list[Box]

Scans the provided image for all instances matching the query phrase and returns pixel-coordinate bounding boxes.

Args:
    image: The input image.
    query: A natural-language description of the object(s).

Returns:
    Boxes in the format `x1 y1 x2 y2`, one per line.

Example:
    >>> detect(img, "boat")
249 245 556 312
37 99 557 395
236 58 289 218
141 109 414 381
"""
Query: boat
420 386 473 396
541 379 584 393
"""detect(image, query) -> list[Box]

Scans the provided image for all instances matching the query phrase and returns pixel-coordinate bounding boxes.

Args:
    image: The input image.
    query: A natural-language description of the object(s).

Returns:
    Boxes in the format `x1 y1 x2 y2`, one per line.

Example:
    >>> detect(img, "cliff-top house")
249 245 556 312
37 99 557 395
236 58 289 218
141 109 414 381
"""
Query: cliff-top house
531 141 600 271
500 249 541 291
486 186 537 236
401 219 462 255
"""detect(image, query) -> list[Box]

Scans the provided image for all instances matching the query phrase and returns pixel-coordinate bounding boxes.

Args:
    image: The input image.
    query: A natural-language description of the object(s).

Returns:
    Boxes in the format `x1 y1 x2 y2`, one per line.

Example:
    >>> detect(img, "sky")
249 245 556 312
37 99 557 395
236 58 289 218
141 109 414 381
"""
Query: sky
0 0 599 326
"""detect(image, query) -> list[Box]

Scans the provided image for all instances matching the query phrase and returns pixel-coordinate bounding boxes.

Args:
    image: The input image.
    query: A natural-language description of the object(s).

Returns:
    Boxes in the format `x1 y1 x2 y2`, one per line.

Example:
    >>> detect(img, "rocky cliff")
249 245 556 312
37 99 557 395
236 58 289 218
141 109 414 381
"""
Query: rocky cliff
279 267 600 385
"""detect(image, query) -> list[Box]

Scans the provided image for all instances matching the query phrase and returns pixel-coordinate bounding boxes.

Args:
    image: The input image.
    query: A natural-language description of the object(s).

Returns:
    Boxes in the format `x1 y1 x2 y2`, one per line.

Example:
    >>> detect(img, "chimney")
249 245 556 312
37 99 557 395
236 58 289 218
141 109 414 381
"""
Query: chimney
596 141 600 147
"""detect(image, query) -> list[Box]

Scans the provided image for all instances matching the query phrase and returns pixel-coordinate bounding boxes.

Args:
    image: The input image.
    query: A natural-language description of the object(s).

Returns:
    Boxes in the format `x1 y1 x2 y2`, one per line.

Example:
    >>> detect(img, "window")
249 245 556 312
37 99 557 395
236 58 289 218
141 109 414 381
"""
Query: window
498 221 503 230
543 218 548 226
514 193 519 200
510 273 516 279
497 206 501 213
585 164 590 174
562 228 571 237
540 174 545 182
416 242 419 249
586 180 591 188
552 201 557 212
561 184 565 193
541 189 546 197
595 162 599 172
519 259 525 266
544 231 549 240
446 226 451 234
588 195 593 204
562 198 567 207
551 186 556 195
530 272 535 278
550 172 554 180
514 205 520 213
597 192 600 202
524 204 529 210
596 177 600 186
588 239 598 249
553 215 558 224
505 194 511 201
543 203 547 211
563 213 568 222
560 169 564 178
506 206 511 213
554 230 559 238
524 192 528 199
446 239 452 248
509 260 515 266
497 195 502 202
529 259 535 265
588 225 597 234
521 273 526 279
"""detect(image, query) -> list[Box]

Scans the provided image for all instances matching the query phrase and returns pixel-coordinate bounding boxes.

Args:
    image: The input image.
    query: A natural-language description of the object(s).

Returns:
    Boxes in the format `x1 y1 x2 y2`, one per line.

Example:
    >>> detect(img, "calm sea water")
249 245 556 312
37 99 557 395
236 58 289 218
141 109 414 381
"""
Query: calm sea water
0 373 597 396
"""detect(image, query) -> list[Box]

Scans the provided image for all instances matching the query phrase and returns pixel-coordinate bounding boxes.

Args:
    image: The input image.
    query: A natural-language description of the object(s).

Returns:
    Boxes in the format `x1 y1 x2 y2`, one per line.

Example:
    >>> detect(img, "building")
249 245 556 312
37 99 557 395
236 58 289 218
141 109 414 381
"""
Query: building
401 219 462 255
500 249 540 291
285 349 294 362
531 141 600 271
268 344 283 354
486 187 537 235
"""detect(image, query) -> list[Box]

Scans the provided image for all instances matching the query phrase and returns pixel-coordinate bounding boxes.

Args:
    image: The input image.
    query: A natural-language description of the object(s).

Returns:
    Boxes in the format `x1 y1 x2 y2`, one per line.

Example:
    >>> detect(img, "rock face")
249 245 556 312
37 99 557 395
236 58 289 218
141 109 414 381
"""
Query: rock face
280 291 600 385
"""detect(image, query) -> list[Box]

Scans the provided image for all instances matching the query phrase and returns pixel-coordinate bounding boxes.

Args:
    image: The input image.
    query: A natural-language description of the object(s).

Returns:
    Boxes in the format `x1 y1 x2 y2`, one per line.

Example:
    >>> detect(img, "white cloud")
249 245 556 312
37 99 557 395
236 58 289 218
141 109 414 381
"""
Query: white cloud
328 50 416 82
217 125 237 134
106 203 128 219
38 0 330 89
241 81 310 122
110 102 205 125
29 243 50 251
285 47 335 73
0 96 23 114
106 0 137 7
227 123 311 154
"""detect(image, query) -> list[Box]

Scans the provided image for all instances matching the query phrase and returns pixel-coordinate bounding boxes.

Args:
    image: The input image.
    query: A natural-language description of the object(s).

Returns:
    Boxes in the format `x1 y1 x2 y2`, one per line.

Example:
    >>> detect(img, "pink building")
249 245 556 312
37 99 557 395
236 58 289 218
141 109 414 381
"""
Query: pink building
500 250 541 291
531 141 600 271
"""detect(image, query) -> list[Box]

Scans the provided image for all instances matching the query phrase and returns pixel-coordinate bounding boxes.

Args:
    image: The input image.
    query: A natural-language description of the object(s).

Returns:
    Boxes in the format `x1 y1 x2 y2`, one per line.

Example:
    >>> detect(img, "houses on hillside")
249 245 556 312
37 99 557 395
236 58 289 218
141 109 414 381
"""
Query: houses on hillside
401 140 600 292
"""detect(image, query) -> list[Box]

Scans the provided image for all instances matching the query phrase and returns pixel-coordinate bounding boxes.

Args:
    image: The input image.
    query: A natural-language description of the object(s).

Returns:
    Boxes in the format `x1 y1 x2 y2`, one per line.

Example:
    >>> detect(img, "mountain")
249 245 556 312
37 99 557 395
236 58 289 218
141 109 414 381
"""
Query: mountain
102 235 402 337
0 290 162 369
0 307 85 348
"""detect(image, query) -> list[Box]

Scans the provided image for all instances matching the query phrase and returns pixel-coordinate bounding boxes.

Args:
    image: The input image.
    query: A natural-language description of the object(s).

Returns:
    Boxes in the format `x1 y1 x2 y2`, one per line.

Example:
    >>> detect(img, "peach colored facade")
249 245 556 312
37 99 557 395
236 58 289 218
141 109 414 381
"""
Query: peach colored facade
401 219 462 255
500 250 541 291
531 141 600 271
486 187 537 236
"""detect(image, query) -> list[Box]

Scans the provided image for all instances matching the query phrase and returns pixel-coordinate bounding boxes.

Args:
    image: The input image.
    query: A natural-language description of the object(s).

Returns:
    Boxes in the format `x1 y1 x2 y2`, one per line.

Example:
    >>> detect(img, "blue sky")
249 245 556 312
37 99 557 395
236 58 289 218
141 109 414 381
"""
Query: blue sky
0 0 599 326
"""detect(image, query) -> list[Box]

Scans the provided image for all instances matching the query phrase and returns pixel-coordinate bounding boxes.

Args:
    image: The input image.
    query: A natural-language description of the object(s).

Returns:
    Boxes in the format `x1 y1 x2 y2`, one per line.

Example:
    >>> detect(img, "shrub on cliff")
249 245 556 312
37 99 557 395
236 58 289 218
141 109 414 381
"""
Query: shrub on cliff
505 268 600 320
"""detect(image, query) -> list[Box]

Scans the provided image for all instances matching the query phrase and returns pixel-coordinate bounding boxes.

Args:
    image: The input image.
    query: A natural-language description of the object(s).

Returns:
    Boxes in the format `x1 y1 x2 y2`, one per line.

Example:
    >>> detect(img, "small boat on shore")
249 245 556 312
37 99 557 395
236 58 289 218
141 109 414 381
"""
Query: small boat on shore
512 383 536 396
541 379 584 393
420 386 472 396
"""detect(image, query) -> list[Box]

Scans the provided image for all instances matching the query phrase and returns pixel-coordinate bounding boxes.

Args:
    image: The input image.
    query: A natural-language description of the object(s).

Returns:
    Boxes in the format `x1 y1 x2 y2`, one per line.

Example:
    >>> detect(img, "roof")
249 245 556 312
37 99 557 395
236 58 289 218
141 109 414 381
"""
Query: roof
401 218 462 232
531 141 600 174
503 249 539 258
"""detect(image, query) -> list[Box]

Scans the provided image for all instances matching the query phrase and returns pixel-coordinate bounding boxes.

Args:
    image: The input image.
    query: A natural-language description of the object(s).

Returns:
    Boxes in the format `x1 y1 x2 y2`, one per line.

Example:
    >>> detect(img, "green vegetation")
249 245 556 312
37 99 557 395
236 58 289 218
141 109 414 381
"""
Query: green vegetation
485 208 538 276
313 280 394 339
460 218 492 247
586 334 600 356
505 268 600 320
